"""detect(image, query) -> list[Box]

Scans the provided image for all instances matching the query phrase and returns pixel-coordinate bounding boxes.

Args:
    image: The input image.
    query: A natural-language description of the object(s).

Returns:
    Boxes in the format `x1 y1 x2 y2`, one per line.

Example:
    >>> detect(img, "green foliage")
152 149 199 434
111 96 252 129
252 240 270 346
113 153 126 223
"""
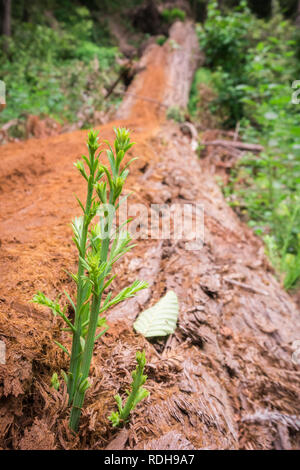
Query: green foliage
188 67 220 122
32 128 148 432
156 35 167 46
198 1 251 71
162 8 186 23
134 291 179 338
193 1 300 289
51 372 60 391
109 350 149 427
196 1 255 126
225 149 300 289
166 106 185 123
0 6 121 130
196 1 297 126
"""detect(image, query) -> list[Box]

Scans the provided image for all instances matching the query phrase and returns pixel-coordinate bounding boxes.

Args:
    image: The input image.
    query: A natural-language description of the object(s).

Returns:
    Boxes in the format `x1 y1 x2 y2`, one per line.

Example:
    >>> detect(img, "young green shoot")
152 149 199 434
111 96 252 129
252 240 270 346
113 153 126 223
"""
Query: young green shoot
32 127 148 432
109 350 149 427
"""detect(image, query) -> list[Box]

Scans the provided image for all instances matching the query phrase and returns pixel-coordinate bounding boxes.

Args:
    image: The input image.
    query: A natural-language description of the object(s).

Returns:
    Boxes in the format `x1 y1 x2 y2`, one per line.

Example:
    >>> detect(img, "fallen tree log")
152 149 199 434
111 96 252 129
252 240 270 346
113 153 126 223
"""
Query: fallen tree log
111 21 300 450
116 20 200 121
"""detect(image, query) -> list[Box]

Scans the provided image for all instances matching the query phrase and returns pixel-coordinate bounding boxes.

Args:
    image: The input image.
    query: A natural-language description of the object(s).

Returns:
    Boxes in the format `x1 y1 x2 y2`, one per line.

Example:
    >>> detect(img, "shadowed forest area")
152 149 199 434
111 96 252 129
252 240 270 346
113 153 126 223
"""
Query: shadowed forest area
0 0 300 452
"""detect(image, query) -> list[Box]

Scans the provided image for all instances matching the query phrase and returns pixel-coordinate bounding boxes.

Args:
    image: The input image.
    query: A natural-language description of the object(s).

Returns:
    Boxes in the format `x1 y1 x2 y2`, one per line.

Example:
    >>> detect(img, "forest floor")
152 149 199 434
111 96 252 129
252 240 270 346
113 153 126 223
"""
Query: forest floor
0 21 300 450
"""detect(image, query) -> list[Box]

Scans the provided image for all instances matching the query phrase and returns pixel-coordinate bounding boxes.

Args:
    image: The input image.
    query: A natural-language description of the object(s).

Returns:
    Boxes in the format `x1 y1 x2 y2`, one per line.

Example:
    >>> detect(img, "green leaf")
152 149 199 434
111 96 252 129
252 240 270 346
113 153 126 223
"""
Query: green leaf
108 411 120 427
51 372 60 391
108 350 149 427
31 291 62 317
95 326 109 341
133 291 179 338
54 340 70 357
61 370 68 384
64 291 75 311
105 280 148 309
114 394 123 414
75 196 85 213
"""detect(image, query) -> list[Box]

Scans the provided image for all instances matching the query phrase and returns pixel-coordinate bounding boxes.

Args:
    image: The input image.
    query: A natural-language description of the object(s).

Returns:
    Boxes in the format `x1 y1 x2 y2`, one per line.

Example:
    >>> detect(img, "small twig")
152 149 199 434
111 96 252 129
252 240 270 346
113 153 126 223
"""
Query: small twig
105 73 124 99
233 121 240 142
105 64 146 99
1 118 18 131
202 140 263 152
120 91 168 108
162 334 173 358
224 278 269 296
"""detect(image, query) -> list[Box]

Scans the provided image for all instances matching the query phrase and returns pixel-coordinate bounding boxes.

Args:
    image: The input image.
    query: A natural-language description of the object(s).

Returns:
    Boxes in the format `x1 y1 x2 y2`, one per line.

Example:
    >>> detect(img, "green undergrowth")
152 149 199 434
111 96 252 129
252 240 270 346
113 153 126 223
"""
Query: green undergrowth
190 1 300 289
0 5 122 134
161 8 186 23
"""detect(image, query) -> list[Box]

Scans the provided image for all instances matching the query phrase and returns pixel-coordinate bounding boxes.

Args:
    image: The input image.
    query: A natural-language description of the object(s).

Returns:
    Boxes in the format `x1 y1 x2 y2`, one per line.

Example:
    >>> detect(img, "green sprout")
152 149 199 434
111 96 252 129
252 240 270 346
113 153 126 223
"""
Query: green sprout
51 372 60 391
32 127 148 432
109 350 149 427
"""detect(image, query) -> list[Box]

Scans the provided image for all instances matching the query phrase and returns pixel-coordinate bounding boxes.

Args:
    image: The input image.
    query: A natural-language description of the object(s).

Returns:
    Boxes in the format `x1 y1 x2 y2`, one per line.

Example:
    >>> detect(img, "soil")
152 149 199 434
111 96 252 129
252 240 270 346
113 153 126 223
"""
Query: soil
0 21 299 450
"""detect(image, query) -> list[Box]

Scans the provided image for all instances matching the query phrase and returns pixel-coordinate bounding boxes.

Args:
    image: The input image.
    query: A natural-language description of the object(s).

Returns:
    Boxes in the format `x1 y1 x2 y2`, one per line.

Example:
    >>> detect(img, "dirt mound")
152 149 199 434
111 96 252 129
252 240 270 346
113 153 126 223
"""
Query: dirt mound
0 21 299 450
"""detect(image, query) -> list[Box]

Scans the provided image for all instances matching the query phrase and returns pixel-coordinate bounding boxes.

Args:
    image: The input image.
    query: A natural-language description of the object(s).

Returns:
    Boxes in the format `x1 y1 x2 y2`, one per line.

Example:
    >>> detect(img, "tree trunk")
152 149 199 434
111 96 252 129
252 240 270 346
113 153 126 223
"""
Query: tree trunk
296 0 300 27
2 0 11 54
2 0 11 37
117 21 202 120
